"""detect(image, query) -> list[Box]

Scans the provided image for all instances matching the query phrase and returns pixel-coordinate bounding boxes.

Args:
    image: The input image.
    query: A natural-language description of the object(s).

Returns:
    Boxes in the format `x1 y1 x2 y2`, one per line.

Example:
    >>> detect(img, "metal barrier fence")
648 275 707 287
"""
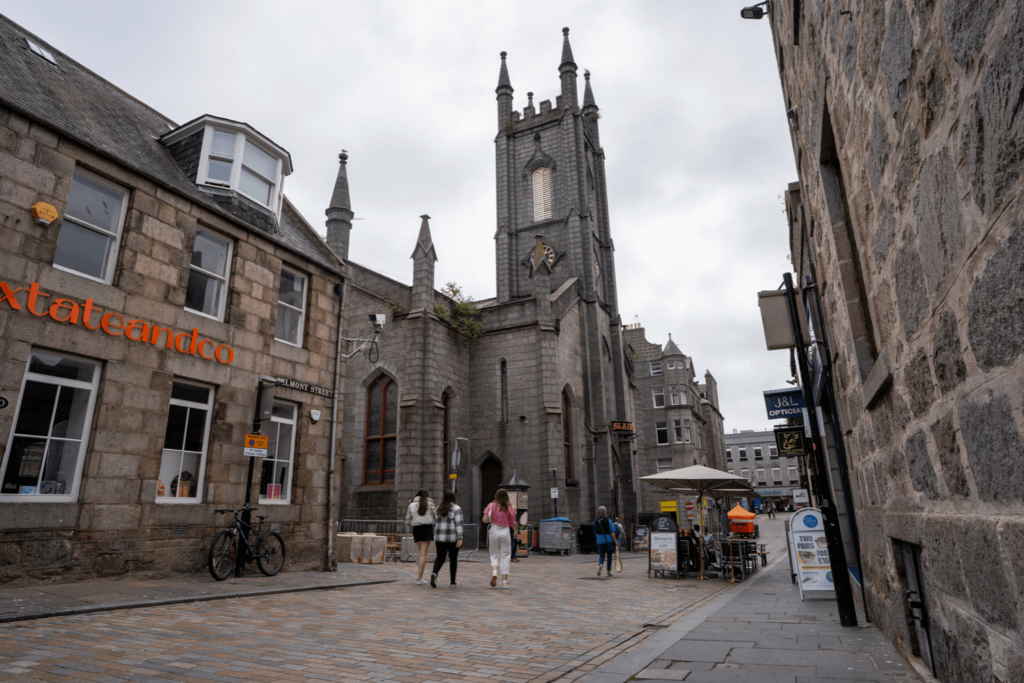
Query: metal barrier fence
337 519 406 563
401 522 484 563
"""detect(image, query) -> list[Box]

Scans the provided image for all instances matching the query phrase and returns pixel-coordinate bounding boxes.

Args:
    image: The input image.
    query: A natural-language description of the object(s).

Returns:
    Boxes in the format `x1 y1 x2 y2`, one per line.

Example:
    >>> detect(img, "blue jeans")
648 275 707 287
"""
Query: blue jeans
597 542 615 570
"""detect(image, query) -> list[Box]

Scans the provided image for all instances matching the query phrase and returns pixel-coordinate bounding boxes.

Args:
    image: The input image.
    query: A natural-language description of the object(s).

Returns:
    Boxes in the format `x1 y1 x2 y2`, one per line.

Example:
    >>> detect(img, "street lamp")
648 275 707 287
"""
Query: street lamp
740 2 769 19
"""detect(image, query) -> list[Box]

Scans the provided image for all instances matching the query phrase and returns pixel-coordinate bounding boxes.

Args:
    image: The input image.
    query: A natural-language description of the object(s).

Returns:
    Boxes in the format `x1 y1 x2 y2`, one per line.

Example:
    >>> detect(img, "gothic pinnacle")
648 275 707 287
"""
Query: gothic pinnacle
496 51 513 93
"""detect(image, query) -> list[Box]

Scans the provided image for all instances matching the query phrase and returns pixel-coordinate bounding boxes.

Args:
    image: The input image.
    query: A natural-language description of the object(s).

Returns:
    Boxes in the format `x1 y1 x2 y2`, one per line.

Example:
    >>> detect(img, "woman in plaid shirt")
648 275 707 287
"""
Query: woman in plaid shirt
430 489 463 588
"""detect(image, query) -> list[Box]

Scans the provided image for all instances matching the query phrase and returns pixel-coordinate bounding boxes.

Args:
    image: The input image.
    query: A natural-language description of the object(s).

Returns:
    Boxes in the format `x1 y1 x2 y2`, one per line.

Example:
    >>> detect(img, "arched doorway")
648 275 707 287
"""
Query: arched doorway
480 456 502 546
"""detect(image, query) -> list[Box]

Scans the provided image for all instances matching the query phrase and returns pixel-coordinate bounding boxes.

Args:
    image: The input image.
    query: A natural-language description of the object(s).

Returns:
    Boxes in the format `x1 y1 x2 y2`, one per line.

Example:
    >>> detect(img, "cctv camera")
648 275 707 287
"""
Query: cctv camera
741 2 768 19
369 314 386 326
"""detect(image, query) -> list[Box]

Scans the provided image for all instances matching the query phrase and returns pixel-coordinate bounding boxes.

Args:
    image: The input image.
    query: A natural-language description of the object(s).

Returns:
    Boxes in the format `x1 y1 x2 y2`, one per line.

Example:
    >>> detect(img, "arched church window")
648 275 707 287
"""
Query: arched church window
562 391 574 480
364 376 397 484
442 392 451 477
500 360 509 423
533 168 552 221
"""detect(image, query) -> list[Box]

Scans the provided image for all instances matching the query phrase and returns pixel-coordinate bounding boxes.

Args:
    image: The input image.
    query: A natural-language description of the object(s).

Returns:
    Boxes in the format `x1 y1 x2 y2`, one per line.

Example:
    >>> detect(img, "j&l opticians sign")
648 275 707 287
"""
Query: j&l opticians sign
1 280 235 364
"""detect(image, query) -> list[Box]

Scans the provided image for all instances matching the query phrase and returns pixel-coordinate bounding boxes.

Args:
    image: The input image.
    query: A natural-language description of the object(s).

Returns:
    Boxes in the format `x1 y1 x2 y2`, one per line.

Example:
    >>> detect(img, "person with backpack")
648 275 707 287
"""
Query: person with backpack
430 489 463 588
614 517 626 552
593 507 618 577
405 489 435 585
483 488 517 588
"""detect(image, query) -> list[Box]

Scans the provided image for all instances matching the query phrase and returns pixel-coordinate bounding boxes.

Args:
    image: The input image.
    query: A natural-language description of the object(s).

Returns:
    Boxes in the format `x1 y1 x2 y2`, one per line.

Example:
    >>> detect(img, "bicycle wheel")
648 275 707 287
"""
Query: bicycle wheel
255 531 286 576
209 529 237 581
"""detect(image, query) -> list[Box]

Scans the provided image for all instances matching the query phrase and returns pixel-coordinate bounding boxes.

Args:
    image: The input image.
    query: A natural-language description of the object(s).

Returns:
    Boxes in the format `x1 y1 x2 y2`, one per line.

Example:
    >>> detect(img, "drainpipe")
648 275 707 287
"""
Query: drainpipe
327 278 347 571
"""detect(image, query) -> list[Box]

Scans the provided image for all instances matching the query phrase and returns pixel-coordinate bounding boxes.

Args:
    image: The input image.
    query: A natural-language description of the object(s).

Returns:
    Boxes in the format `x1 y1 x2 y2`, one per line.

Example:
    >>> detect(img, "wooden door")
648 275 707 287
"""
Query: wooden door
480 456 502 547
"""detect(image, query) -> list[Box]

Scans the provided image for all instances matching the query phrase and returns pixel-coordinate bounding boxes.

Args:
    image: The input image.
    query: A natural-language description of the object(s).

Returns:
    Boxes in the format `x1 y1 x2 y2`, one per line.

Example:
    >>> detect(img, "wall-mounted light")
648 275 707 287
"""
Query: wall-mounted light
740 1 769 19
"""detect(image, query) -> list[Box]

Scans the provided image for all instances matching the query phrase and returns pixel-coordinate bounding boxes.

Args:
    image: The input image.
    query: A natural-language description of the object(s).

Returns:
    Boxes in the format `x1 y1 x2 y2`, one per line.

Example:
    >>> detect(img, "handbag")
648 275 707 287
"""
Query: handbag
482 503 492 525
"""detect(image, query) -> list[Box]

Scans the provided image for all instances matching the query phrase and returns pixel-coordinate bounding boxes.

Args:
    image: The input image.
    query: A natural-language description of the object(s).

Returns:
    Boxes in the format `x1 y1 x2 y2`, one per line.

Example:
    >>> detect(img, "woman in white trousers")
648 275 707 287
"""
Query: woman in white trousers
483 488 516 588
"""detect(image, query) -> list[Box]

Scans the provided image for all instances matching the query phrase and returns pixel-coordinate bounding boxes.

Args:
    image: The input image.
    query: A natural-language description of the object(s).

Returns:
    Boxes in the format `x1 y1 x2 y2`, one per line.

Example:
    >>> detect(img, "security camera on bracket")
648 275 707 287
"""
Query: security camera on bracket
740 1 769 19
339 314 387 362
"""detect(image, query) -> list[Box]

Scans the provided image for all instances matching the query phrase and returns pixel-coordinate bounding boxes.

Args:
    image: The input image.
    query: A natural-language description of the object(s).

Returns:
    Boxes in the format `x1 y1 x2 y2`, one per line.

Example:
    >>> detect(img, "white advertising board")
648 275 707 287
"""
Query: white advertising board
649 532 678 571
789 508 834 598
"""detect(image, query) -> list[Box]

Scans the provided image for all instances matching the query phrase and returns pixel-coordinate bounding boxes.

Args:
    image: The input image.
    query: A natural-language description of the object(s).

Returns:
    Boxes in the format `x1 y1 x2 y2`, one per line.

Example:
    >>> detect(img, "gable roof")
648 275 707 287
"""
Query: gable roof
0 15 342 276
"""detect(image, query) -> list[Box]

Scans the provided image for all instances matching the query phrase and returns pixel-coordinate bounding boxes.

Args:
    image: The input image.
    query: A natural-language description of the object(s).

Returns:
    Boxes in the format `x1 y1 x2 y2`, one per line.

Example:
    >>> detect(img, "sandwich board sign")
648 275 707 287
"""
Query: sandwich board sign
789 508 834 599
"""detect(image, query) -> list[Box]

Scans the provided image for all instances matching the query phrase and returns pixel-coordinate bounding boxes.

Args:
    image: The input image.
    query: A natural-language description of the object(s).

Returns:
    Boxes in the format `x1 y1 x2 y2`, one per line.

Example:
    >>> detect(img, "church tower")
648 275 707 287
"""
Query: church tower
494 29 616 311
493 30 637 522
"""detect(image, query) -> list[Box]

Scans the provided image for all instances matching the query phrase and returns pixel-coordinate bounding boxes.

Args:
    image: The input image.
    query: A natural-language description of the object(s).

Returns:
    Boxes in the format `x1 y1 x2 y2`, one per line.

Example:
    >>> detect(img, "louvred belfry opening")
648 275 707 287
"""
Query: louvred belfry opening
533 167 552 220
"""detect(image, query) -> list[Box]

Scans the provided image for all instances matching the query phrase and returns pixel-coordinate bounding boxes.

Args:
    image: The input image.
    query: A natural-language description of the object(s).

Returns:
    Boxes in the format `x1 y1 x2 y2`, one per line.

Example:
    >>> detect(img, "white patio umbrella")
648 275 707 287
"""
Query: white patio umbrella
640 465 755 579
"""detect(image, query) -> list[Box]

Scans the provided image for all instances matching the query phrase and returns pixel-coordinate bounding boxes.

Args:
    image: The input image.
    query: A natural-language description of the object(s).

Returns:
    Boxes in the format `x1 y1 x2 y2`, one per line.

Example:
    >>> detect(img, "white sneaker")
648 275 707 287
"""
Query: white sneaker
415 579 423 585
597 566 602 577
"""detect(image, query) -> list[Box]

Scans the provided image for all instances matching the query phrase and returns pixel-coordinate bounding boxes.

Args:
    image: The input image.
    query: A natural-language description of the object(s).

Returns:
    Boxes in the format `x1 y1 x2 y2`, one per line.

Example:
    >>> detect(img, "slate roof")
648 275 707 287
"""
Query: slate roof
0 15 342 275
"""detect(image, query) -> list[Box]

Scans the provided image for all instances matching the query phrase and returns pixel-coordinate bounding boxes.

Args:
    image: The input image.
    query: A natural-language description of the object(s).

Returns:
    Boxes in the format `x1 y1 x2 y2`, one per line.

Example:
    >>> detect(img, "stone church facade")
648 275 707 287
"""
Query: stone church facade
764 1 1024 680
331 30 644 528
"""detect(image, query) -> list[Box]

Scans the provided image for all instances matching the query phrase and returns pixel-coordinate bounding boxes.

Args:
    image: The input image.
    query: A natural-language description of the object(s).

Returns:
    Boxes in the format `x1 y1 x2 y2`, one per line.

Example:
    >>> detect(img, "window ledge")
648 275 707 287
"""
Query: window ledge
355 483 396 493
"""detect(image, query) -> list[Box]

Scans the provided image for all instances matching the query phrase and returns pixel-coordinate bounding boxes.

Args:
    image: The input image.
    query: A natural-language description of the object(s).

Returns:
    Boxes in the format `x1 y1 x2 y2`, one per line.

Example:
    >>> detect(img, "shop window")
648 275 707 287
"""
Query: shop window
562 391 574 480
655 421 669 445
657 458 674 473
260 401 297 503
185 229 232 320
674 419 683 443
274 268 307 346
364 376 397 484
650 360 662 376
52 169 127 284
157 381 213 502
652 387 665 408
0 352 100 500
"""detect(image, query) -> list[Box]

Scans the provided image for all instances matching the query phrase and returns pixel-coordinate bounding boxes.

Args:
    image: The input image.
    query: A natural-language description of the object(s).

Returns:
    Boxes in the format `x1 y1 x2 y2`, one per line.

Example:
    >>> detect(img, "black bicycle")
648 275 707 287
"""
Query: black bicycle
209 505 286 580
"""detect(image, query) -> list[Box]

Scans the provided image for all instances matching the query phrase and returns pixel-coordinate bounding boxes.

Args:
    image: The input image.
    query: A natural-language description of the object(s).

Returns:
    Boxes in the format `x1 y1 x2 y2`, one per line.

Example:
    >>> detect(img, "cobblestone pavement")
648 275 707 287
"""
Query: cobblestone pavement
0 517 868 683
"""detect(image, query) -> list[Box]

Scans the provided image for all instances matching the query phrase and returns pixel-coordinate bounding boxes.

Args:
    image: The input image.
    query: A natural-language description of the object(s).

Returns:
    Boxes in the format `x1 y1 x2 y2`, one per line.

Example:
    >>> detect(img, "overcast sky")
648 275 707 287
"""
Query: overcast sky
7 1 798 433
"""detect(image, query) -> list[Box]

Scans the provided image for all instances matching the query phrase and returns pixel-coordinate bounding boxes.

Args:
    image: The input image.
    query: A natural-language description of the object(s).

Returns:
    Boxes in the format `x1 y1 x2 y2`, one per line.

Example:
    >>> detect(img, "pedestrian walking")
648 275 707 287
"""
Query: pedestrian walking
482 488 517 588
405 488 436 585
593 507 618 577
430 489 463 588
510 526 519 562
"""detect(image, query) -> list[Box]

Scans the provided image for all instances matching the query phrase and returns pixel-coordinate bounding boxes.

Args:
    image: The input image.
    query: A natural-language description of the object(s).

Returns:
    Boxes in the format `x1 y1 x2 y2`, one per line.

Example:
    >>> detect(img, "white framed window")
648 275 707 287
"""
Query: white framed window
728 469 735 475
157 381 213 503
0 352 100 501
789 467 799 484
684 419 692 443
532 167 552 221
726 448 733 461
650 361 662 376
26 38 57 64
754 446 763 460
673 419 683 443
772 468 782 485
669 385 679 405
652 387 665 408
756 468 766 484
655 421 669 446
261 401 297 503
679 390 688 405
770 446 779 459
697 428 704 449
274 268 307 346
185 229 232 320
740 468 749 481
199 128 283 211
53 169 128 284
739 448 748 460
656 458 674 473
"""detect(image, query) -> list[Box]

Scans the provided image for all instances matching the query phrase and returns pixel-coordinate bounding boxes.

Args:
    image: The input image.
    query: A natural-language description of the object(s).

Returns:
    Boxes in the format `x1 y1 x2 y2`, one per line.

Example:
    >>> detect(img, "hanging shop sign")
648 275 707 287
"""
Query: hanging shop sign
789 508 834 598
763 388 807 420
276 377 334 398
0 280 235 364
775 425 808 456
611 421 635 433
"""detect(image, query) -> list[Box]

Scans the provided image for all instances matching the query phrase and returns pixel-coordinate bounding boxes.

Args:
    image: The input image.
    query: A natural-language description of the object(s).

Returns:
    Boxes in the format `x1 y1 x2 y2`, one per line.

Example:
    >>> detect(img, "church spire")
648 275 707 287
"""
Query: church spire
411 214 437 314
325 150 354 262
583 70 597 110
558 28 578 110
496 51 514 128
411 214 437 262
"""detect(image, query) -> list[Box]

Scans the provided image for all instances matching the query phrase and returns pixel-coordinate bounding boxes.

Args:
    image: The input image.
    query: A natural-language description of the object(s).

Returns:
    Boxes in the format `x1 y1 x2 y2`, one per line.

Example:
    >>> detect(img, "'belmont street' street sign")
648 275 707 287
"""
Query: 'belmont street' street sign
775 426 808 456
276 377 335 398
763 388 807 420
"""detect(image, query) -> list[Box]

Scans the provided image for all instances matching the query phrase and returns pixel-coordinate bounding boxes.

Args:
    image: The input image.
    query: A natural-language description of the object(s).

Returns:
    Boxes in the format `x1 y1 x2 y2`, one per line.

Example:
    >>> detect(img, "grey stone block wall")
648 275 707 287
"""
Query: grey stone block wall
773 0 1024 676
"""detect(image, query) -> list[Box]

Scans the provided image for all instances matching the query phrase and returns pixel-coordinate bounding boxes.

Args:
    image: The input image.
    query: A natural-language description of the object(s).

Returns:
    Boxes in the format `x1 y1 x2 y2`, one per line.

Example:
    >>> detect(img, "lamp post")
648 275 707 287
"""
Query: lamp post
783 273 857 626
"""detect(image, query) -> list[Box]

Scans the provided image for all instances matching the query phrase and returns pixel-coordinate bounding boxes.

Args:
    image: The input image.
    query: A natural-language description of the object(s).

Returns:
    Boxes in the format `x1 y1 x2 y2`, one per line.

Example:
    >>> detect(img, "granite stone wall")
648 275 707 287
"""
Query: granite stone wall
772 0 1024 677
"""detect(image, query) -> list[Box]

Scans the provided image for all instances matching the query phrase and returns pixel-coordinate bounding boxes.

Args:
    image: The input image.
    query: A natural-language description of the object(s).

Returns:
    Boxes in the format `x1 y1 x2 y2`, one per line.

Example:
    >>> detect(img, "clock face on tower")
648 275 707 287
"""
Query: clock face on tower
543 245 556 267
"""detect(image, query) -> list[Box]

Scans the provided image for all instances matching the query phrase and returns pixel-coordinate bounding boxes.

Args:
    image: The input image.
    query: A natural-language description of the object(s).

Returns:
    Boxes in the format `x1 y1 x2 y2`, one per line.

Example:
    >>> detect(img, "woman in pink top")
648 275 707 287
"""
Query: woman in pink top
483 488 517 588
